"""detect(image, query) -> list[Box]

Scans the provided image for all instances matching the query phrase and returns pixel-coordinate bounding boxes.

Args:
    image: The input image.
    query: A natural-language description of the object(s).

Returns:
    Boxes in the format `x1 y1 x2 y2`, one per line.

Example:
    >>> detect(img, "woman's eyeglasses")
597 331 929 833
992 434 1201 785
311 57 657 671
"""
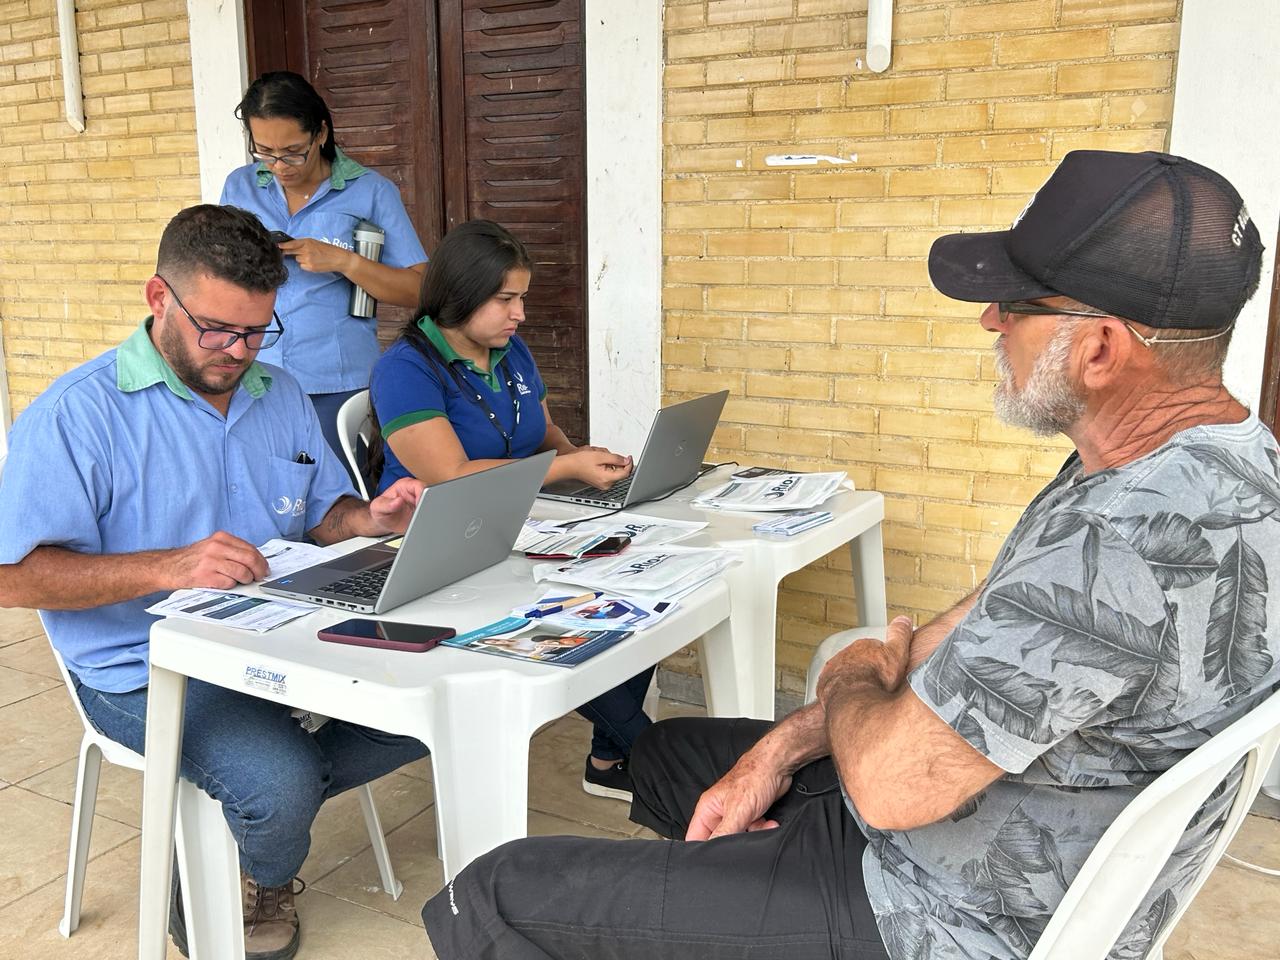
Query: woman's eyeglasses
249 133 317 168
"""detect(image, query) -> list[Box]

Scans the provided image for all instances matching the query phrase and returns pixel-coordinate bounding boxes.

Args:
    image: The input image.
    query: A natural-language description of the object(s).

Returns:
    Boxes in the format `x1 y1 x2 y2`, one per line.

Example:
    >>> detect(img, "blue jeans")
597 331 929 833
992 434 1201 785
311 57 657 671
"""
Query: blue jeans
576 665 656 762
74 676 427 887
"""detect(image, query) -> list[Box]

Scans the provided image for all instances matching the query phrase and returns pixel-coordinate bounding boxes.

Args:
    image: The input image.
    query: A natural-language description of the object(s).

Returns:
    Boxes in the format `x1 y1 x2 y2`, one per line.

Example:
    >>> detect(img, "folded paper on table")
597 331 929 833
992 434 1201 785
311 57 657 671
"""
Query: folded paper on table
147 589 317 632
692 472 849 513
532 545 738 602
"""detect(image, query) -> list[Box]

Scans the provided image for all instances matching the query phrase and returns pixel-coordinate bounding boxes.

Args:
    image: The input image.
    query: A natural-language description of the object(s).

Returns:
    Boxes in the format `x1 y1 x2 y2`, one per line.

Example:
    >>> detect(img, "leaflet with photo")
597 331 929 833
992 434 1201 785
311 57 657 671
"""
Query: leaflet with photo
443 616 632 668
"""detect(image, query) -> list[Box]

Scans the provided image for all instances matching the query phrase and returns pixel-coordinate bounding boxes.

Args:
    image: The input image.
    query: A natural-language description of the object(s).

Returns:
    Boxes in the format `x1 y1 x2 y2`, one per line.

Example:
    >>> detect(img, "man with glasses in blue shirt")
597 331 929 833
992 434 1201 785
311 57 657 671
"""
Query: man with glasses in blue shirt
0 204 429 960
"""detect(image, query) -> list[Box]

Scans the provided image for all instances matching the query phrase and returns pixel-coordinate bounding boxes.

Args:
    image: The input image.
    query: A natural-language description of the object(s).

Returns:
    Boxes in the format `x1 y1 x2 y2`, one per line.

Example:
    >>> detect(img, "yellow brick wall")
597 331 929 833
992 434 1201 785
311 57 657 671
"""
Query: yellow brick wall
660 0 1183 696
0 0 198 416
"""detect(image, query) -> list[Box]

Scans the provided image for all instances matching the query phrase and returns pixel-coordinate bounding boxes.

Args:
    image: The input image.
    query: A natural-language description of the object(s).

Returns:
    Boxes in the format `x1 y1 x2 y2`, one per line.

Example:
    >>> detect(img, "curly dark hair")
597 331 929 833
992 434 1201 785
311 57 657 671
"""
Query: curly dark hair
155 205 287 293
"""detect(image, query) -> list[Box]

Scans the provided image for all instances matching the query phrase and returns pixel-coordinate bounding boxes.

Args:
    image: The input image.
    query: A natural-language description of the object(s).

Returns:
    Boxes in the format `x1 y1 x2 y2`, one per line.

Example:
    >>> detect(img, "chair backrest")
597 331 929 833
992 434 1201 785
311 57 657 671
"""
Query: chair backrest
1028 685 1280 959
336 389 373 500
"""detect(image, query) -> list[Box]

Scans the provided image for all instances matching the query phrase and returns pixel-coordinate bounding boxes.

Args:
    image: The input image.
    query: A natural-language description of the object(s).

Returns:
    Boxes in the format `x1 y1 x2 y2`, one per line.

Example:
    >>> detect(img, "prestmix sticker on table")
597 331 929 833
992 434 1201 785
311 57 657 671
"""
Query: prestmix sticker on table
243 664 288 696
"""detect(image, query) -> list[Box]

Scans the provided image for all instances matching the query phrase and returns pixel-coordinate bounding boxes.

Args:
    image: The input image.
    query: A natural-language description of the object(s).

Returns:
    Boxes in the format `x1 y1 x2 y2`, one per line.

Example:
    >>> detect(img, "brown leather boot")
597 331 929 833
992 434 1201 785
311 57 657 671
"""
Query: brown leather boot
242 871 303 960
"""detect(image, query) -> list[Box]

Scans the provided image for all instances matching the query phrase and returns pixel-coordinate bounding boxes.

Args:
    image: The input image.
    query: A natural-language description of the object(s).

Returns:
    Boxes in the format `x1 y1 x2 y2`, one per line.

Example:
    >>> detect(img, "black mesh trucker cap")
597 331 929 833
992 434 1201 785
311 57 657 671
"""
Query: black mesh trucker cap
927 150 1264 329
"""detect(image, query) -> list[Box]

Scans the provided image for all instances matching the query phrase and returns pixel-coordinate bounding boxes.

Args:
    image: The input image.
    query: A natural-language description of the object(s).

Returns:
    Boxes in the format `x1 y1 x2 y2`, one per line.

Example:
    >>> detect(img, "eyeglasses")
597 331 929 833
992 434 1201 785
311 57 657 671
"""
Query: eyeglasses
249 133 317 168
998 301 1110 322
997 301 1232 346
159 276 284 350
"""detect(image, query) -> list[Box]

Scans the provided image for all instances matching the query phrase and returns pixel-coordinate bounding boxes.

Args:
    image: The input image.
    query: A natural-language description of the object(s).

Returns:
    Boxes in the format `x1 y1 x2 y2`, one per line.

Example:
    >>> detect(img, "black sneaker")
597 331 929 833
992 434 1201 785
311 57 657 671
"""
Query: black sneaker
169 869 189 958
582 756 633 802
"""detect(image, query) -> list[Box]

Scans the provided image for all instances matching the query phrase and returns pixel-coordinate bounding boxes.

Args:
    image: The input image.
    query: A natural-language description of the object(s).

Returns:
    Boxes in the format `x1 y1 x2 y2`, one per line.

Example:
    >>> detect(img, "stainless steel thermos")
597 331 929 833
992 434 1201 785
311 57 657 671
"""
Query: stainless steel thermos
348 220 385 318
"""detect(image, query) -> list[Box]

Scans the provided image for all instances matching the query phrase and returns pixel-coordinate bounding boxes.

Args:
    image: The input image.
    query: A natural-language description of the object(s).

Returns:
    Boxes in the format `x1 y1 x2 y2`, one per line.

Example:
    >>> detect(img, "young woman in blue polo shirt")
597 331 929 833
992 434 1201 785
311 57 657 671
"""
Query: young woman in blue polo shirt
220 71 429 460
370 219 647 800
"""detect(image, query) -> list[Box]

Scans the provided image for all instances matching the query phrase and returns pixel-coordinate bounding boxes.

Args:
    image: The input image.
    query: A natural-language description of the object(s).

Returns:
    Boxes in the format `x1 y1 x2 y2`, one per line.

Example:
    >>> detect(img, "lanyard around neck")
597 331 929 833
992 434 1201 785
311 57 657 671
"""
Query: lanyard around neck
414 337 521 457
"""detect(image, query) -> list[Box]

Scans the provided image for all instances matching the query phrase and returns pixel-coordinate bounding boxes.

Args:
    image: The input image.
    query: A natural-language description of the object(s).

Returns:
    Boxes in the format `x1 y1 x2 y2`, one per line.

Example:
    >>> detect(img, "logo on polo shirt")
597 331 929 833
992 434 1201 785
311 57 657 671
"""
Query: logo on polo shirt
274 496 306 517
514 371 532 397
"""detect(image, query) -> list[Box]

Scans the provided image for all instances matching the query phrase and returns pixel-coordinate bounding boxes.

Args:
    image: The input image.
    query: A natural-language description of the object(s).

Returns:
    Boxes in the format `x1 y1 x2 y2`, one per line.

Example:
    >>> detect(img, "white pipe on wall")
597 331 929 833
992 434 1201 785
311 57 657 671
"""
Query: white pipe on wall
55 0 85 132
867 0 894 73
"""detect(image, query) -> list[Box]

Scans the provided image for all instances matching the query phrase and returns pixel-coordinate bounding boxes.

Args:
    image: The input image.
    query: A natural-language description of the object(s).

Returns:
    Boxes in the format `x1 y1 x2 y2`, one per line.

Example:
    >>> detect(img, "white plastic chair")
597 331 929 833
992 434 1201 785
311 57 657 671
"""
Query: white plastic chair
48 631 404 941
336 389 373 499
806 628 1280 960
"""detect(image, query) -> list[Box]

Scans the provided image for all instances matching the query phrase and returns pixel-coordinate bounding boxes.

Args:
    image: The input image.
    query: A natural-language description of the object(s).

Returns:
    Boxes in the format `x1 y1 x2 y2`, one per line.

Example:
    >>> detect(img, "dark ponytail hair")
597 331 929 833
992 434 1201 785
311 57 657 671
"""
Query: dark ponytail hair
365 220 533 491
412 219 532 330
236 71 338 162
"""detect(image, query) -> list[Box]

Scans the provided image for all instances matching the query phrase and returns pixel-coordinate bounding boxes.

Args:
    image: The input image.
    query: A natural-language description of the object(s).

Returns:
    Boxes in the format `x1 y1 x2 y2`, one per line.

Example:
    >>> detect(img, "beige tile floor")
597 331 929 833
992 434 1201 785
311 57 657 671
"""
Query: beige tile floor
1 603 1277 959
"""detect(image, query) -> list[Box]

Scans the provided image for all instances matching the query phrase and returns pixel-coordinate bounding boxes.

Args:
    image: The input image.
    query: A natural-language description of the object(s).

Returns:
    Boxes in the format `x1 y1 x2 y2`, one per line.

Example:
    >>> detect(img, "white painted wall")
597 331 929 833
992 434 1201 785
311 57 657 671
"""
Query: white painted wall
186 0 662 452
584 2 664 453
1170 2 1280 409
187 0 249 202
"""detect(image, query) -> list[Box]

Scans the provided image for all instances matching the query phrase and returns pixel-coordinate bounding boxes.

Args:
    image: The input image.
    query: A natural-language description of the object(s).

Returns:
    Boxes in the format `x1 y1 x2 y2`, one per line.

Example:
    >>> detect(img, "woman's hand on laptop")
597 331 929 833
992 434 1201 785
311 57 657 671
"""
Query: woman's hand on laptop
550 448 633 490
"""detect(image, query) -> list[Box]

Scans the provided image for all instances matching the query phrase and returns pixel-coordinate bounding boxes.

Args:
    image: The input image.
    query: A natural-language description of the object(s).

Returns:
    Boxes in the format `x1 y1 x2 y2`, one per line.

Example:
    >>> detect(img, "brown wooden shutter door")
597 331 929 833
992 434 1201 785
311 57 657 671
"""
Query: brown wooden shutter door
439 0 589 442
245 0 590 442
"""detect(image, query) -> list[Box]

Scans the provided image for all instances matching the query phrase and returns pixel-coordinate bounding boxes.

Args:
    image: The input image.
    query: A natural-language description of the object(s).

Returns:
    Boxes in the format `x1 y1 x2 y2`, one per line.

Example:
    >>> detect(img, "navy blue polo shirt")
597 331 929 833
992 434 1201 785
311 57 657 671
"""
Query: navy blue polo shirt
370 317 547 493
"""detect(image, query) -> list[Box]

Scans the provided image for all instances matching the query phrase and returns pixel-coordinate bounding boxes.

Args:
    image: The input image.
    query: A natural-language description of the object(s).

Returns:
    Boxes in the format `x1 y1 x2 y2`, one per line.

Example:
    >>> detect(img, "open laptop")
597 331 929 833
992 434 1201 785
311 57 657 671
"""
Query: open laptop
262 450 555 614
538 390 729 509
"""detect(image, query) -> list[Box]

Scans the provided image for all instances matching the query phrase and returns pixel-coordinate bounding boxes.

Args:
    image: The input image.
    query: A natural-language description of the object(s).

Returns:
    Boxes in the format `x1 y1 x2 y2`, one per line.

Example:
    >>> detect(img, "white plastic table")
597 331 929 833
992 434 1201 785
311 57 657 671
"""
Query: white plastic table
534 466 887 720
136 553 732 960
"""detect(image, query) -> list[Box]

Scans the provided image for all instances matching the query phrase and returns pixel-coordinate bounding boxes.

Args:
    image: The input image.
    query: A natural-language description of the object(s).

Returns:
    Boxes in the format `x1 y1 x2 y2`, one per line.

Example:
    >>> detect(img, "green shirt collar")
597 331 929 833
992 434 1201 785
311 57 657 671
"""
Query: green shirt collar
254 145 369 190
417 316 510 390
116 318 272 400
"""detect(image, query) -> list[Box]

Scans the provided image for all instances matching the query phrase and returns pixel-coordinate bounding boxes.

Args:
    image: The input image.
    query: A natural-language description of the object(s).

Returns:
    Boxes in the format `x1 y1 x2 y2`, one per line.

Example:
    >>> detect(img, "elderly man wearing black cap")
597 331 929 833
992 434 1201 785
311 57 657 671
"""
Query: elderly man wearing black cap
422 151 1280 960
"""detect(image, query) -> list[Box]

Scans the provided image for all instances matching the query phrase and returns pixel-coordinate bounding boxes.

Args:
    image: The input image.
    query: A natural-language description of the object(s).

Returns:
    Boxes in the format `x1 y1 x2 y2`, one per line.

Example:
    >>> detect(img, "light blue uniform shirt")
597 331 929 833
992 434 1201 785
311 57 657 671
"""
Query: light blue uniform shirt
220 149 428 395
0 321 355 693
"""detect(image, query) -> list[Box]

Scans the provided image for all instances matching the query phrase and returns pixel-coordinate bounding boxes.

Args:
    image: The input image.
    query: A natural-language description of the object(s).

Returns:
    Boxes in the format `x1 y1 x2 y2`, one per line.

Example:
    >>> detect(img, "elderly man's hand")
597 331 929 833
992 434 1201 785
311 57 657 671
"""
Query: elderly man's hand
685 742 792 841
815 615 914 707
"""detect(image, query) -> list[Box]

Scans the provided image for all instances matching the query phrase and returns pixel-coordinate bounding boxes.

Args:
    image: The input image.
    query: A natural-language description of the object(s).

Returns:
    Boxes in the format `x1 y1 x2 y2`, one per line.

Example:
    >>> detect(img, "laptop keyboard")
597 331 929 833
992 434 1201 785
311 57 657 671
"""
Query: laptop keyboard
593 474 633 503
328 563 392 601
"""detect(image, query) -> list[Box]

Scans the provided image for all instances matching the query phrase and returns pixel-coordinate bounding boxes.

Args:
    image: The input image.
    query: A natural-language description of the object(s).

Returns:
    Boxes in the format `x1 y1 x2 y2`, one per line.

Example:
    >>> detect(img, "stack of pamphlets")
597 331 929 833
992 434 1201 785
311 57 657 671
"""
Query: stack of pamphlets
531 545 738 602
692 472 849 513
514 513 706 557
442 616 632 667
752 511 834 539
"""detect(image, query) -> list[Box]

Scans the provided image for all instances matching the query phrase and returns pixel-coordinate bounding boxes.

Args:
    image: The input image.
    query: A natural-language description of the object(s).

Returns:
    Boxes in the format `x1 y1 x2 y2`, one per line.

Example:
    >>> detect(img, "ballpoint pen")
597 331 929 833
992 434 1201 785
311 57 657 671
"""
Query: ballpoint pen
526 591 602 619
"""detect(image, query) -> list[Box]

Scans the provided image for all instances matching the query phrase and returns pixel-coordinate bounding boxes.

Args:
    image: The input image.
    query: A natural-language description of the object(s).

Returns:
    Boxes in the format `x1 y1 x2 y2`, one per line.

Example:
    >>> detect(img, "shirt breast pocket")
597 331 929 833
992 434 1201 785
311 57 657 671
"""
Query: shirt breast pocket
300 212 359 252
265 456 317 539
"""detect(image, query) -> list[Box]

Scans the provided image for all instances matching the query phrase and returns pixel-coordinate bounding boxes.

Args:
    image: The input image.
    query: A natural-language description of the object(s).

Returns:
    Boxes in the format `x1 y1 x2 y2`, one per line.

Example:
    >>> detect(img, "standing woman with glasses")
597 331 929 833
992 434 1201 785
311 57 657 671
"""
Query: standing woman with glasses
220 71 428 461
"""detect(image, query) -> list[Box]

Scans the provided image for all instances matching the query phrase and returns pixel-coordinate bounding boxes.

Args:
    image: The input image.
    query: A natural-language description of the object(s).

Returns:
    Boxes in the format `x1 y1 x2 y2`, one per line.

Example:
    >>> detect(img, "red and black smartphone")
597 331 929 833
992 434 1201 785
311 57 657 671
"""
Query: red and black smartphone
317 618 455 652
526 535 631 561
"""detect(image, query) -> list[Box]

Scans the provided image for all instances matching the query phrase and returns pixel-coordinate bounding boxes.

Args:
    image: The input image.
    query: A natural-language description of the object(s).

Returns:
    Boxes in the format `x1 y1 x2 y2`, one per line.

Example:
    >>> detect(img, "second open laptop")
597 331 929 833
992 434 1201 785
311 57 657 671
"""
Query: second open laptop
537 390 729 509
262 450 555 615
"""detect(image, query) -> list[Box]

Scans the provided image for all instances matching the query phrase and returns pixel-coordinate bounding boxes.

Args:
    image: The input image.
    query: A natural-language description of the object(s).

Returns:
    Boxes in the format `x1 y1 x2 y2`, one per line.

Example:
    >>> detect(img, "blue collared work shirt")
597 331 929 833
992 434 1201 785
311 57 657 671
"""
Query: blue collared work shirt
0 321 355 693
220 149 428 395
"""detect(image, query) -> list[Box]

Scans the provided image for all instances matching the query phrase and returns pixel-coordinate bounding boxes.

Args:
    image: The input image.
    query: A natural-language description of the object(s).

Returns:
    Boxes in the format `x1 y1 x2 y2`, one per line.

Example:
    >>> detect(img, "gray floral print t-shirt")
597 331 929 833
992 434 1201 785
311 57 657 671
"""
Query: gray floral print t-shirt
857 415 1280 960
